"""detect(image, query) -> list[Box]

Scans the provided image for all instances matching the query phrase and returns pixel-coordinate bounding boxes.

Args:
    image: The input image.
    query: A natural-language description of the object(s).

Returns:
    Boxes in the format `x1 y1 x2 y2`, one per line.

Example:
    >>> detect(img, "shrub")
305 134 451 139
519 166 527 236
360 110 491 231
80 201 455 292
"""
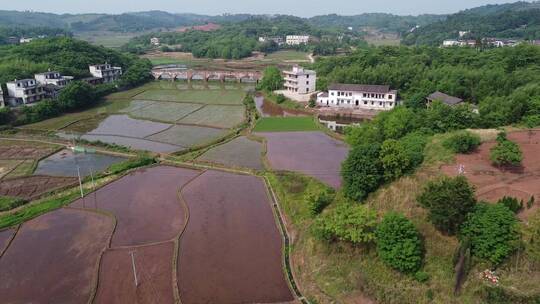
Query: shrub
341 144 383 201
376 212 424 273
443 131 481 153
0 107 13 125
311 203 378 244
380 139 411 181
460 203 519 265
107 154 156 175
414 271 430 283
497 196 523 213
276 94 286 104
306 189 335 216
399 131 429 168
490 132 523 166
523 209 540 263
417 175 477 235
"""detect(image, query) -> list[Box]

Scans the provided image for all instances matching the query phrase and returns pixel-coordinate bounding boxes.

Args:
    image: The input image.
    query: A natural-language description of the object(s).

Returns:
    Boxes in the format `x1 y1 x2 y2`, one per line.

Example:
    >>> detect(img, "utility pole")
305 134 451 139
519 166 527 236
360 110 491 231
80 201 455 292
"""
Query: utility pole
130 251 139 287
90 167 97 209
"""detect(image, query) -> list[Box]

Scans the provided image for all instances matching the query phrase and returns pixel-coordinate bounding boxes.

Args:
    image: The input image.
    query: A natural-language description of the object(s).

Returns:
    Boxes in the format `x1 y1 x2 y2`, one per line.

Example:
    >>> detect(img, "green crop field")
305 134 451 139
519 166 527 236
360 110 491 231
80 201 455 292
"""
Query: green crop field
253 117 320 132
134 89 245 105
266 50 310 62
178 105 245 128
146 125 228 148
126 101 204 123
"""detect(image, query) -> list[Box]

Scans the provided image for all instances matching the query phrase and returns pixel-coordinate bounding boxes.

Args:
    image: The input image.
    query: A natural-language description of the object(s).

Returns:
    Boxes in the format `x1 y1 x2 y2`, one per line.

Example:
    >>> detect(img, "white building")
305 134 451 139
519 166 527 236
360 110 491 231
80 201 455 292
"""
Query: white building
35 71 73 88
6 79 46 106
150 37 160 46
0 88 4 108
89 63 123 83
286 35 310 46
317 84 398 110
259 36 284 46
283 66 316 94
19 37 33 44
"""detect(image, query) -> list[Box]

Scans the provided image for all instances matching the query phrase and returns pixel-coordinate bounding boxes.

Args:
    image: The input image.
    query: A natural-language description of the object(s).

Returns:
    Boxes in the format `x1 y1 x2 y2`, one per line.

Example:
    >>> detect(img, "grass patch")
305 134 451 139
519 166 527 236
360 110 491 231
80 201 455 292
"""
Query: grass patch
253 117 319 132
0 196 27 212
5 160 36 178
135 89 246 105
266 50 310 62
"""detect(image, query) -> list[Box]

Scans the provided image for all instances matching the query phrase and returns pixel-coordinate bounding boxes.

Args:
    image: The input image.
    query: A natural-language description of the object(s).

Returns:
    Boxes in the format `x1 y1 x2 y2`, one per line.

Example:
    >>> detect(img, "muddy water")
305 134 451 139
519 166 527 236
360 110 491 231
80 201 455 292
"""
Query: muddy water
0 208 113 304
254 95 307 117
178 170 294 304
71 166 201 247
34 149 126 178
0 228 15 254
95 242 175 304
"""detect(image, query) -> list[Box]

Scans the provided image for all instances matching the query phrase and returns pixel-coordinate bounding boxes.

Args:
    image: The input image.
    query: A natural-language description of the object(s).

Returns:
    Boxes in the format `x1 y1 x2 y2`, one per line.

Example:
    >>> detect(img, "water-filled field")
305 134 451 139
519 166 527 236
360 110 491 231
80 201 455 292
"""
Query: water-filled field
34 149 125 177
198 136 264 170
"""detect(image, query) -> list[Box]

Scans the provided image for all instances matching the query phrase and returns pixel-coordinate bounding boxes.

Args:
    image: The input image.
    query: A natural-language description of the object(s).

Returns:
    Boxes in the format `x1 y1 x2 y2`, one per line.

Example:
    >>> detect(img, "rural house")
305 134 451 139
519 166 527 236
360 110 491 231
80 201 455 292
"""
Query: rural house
317 84 398 110
283 66 317 94
6 79 46 106
426 91 463 107
89 63 123 83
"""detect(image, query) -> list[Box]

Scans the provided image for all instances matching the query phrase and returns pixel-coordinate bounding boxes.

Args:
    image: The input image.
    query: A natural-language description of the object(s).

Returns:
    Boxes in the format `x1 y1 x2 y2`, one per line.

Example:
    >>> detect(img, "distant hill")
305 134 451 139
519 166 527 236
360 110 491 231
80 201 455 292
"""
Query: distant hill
403 1 540 45
308 13 446 33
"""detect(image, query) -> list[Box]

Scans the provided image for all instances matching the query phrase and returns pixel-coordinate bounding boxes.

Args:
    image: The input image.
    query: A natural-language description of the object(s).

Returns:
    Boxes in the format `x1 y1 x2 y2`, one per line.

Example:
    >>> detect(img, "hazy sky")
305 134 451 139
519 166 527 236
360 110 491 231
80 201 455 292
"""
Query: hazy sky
3 0 523 17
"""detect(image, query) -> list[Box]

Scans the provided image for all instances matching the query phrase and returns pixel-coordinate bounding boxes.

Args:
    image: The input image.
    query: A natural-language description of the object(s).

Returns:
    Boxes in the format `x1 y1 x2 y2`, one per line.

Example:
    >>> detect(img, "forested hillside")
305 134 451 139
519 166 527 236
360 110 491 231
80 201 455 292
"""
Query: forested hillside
403 1 540 45
313 44 540 127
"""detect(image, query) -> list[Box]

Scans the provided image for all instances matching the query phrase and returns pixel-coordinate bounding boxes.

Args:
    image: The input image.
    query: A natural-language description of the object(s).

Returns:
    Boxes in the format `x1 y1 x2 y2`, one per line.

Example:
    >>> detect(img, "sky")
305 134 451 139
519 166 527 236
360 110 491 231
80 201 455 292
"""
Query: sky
2 0 524 17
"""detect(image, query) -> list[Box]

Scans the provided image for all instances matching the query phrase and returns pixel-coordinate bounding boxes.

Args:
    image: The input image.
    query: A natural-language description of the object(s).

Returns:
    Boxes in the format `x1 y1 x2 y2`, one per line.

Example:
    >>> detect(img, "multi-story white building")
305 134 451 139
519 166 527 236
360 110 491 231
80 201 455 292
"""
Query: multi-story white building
35 71 73 88
259 36 285 46
150 37 160 46
317 84 398 110
6 79 46 106
0 88 5 108
89 63 123 83
286 35 310 46
283 66 316 94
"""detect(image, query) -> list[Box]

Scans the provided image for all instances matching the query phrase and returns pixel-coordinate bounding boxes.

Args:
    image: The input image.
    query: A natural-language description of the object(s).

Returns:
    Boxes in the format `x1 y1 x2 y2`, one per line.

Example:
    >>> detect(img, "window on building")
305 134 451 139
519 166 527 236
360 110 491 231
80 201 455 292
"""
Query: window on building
389 95 393 99
379 102 383 106
306 81 309 85
364 101 367 105
371 101 374 105
389 102 393 106
331 92 334 96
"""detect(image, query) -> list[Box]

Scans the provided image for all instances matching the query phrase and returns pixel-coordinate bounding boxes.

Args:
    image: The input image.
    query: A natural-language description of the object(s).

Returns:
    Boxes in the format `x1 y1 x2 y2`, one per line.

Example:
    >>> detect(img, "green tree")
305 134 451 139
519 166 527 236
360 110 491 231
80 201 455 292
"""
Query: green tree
57 81 96 111
341 144 383 201
417 176 477 235
119 58 153 88
260 66 284 91
460 203 519 265
380 139 411 181
312 203 378 244
490 132 523 167
306 189 335 216
376 212 424 273
443 131 482 154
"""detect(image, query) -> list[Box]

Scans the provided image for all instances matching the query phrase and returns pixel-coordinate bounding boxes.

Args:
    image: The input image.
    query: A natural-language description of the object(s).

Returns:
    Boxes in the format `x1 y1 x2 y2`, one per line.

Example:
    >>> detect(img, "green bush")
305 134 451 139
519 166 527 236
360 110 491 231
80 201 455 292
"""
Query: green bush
376 212 424 274
497 196 523 213
380 139 411 181
107 154 156 175
306 189 335 216
490 132 523 167
0 196 28 212
460 203 519 265
414 271 430 283
311 203 378 244
276 94 286 104
341 144 383 202
443 131 481 153
260 66 284 91
417 175 477 235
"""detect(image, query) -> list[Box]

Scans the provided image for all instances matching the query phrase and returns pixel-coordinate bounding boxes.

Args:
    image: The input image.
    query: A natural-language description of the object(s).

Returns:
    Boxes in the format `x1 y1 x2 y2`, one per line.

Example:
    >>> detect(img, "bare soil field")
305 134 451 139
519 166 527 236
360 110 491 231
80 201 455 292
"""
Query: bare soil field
95 242 175 304
178 170 294 304
197 136 264 170
71 166 200 247
259 131 349 188
0 140 59 160
0 208 113 303
0 175 77 199
442 130 540 219
0 228 14 255
134 89 245 105
34 149 125 177
146 125 228 148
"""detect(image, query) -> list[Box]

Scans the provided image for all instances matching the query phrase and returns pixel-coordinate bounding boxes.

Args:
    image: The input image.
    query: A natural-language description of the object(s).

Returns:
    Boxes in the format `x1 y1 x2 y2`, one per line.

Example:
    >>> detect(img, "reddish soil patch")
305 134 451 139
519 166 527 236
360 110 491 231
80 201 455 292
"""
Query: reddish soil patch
0 228 15 255
95 242 175 304
0 208 113 303
260 131 349 188
0 145 57 160
441 130 540 219
0 175 77 199
176 23 221 32
178 170 294 304
72 166 200 247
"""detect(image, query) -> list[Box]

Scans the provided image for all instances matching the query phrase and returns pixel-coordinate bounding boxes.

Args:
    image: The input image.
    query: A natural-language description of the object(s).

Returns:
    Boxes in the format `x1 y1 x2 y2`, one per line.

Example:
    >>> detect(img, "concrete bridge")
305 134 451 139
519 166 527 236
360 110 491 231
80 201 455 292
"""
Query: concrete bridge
151 67 262 83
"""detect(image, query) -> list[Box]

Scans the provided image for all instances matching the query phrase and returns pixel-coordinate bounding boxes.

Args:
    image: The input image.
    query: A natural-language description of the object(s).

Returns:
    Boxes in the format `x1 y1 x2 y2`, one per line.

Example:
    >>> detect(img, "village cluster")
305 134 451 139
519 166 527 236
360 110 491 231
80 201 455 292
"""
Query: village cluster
0 63 122 107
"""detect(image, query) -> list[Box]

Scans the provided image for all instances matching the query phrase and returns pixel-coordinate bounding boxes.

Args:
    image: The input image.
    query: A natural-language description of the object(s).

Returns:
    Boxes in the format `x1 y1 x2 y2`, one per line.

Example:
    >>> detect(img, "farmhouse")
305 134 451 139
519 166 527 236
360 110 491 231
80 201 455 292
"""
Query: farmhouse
286 35 310 46
259 36 284 46
283 66 316 94
0 88 4 108
35 71 73 88
426 91 463 107
89 63 123 83
150 37 160 46
317 84 398 110
6 79 46 106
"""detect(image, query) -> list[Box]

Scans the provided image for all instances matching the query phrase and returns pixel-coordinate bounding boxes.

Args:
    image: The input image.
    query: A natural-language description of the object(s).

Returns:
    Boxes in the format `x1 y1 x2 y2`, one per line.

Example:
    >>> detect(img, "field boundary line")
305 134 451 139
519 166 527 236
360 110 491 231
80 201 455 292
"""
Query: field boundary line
0 224 20 260
173 169 206 304
263 175 309 304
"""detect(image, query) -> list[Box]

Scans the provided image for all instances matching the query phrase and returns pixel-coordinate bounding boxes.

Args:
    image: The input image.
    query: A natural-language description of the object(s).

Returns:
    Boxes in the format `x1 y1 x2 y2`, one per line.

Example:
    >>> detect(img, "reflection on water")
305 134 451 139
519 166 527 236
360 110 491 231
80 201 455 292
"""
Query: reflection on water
254 95 307 117
318 114 366 134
